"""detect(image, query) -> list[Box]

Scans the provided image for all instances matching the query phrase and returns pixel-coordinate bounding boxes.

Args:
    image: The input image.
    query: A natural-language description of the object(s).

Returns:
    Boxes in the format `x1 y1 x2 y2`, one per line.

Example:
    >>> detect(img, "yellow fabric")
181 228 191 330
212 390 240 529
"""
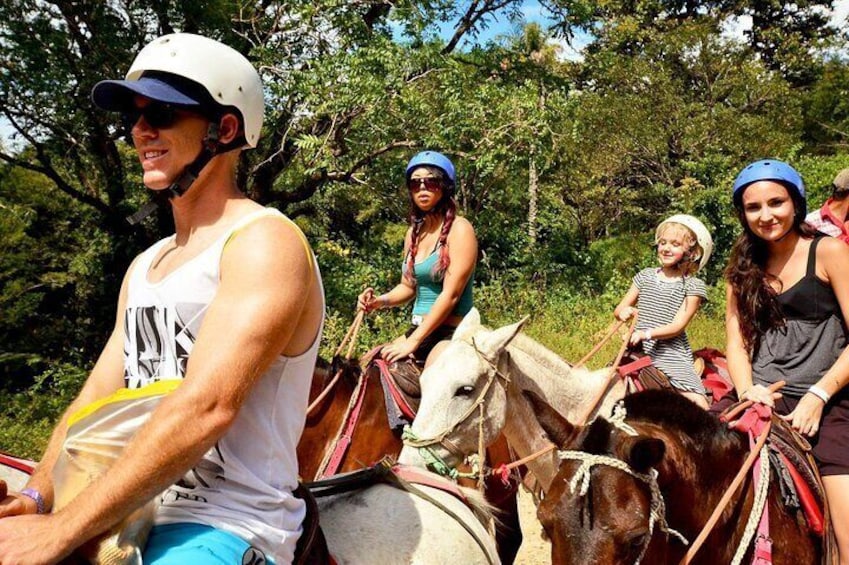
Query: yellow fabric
56 381 178 564
68 379 181 428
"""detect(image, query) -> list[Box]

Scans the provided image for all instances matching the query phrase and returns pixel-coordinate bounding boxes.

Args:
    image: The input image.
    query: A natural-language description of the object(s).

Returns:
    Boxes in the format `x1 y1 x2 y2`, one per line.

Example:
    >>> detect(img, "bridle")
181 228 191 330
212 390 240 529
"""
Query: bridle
401 337 511 487
556 405 688 565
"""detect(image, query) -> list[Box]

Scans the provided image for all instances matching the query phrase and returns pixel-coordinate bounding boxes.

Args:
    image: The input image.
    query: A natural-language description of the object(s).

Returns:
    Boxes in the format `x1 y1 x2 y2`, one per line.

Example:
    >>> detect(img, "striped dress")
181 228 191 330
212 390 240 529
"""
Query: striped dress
633 268 707 394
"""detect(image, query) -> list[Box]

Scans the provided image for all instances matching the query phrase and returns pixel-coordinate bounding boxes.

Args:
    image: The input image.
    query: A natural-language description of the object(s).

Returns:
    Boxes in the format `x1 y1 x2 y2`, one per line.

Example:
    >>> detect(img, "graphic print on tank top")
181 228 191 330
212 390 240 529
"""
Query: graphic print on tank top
123 301 227 504
123 302 206 388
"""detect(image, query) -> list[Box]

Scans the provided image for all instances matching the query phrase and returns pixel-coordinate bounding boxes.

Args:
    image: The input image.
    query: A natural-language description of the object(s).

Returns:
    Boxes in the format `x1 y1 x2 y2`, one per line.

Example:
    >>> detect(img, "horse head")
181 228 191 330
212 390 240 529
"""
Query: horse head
398 308 525 471
528 390 672 565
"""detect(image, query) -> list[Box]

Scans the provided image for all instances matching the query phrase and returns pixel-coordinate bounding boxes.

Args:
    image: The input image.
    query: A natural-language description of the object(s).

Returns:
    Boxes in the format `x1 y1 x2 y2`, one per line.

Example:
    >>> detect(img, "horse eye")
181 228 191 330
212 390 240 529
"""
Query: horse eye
627 531 649 554
455 385 475 397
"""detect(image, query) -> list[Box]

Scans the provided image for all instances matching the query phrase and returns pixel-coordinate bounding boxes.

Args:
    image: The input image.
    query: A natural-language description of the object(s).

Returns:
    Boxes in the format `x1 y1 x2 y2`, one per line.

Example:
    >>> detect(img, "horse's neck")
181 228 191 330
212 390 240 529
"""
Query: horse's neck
300 365 377 480
502 387 561 491
635 422 748 535
499 335 625 491
506 335 625 422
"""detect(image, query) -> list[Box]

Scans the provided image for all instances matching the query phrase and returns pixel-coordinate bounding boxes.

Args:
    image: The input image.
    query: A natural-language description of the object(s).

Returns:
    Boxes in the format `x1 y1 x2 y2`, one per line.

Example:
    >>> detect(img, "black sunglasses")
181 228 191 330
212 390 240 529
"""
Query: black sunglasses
121 102 181 131
408 177 443 192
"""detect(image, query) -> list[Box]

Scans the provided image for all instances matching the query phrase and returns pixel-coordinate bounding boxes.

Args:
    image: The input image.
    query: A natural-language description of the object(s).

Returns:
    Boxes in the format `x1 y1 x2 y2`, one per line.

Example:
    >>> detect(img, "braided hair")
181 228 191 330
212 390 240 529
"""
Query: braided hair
404 166 457 285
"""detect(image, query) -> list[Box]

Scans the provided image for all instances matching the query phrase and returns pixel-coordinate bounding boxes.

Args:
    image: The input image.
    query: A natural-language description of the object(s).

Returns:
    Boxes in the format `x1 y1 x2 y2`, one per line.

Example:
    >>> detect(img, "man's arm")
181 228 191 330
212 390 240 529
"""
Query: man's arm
0 217 317 563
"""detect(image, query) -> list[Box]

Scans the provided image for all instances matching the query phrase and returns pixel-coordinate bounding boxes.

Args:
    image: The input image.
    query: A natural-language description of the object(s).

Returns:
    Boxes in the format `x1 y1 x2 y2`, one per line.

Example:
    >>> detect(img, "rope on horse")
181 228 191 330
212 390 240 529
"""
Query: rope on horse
678 418 773 565
731 442 771 565
573 315 640 427
557 450 688 565
307 311 364 416
574 318 627 367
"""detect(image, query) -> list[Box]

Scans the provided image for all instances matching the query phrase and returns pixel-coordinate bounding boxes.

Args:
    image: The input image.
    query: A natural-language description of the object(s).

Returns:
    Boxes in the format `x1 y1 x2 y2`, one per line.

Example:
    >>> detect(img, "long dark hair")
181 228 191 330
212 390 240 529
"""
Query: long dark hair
724 187 817 353
404 166 456 284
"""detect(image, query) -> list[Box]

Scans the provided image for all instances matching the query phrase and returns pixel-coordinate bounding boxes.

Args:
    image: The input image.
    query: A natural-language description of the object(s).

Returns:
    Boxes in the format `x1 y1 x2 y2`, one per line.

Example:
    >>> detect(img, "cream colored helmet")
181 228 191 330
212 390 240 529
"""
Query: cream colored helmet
92 33 264 148
655 214 713 271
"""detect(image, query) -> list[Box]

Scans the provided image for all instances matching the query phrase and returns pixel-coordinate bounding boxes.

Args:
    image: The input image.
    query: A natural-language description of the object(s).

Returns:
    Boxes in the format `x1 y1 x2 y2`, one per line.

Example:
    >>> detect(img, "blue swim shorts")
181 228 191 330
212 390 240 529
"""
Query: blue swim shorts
144 523 274 565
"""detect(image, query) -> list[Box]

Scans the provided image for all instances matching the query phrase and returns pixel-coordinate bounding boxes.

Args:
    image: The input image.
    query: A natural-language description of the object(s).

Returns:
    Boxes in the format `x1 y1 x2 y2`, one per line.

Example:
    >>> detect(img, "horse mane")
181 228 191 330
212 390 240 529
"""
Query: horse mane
578 390 743 456
509 332 610 383
624 390 743 452
510 332 574 372
328 355 362 387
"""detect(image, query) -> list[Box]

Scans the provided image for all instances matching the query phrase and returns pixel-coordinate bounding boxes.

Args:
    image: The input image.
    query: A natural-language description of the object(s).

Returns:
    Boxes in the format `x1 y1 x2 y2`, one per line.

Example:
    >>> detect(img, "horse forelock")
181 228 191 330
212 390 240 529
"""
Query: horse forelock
575 417 617 455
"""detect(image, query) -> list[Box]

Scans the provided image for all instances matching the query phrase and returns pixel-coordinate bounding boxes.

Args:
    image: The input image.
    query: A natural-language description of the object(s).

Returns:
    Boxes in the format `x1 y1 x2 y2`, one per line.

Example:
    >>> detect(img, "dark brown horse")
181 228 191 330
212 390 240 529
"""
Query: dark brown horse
298 356 525 564
530 389 823 565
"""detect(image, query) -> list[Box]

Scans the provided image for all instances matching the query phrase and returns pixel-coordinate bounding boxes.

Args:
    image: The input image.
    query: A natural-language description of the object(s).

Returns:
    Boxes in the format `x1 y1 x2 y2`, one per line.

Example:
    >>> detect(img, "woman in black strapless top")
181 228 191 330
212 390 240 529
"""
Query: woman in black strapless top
725 159 849 562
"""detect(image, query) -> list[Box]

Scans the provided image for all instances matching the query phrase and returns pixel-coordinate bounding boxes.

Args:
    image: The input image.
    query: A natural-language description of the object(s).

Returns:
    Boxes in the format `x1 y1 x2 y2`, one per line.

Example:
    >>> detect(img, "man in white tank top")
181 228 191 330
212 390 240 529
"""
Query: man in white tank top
0 34 325 565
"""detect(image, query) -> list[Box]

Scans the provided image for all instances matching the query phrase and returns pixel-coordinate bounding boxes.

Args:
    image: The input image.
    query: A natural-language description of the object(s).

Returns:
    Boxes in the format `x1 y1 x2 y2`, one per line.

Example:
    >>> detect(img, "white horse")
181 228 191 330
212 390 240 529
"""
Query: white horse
318 479 499 564
0 455 32 491
399 308 625 491
0 441 499 565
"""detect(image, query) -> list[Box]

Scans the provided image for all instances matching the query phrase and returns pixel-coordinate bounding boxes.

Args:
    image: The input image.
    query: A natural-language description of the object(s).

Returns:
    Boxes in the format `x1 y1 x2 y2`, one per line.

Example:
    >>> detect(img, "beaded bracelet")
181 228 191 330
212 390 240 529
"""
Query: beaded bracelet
20 488 47 514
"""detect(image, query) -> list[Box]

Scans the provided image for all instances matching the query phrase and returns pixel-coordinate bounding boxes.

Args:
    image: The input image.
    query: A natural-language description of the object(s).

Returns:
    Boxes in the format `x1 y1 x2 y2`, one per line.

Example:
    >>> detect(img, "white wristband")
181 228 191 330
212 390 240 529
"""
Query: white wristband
808 385 830 404
644 329 652 341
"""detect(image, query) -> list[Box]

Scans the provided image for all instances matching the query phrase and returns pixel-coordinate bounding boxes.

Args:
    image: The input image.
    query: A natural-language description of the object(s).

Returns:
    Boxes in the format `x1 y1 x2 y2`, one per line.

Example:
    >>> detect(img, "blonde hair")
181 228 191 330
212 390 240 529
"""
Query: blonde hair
655 221 701 276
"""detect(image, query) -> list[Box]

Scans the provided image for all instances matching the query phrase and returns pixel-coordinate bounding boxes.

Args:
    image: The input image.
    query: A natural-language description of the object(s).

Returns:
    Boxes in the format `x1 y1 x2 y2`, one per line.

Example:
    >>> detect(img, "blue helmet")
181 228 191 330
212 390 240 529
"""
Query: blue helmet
732 159 806 217
406 151 456 189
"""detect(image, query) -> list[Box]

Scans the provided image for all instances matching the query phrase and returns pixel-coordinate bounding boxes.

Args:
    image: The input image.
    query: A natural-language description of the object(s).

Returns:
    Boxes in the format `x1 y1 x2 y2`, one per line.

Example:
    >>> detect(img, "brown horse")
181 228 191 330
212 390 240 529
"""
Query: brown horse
298 356 402 481
298 355 525 564
530 389 822 565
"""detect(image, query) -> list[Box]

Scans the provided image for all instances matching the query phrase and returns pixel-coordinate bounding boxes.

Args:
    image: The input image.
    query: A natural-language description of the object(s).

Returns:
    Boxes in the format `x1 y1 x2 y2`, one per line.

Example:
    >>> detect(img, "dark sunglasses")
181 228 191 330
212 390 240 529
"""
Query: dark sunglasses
121 102 181 131
408 177 443 192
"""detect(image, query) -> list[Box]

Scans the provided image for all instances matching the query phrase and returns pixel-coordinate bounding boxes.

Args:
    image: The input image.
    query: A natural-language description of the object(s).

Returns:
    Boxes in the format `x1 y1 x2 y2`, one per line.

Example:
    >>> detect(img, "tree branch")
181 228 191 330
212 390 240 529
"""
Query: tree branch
442 0 516 54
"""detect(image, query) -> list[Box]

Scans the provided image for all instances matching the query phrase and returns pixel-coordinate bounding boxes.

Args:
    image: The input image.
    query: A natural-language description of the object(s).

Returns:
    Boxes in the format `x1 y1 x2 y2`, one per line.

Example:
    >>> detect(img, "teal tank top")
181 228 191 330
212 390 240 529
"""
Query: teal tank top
405 249 474 319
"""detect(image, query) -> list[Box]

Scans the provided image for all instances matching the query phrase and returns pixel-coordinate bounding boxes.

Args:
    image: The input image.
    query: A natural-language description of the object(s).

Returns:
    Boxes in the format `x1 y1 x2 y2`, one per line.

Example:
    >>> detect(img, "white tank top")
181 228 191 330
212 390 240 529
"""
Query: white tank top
123 208 324 564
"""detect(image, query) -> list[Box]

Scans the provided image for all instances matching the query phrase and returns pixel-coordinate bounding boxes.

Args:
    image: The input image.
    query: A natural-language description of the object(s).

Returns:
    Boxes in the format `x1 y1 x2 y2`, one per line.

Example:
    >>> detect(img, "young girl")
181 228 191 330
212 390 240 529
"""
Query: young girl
725 159 849 562
614 214 714 409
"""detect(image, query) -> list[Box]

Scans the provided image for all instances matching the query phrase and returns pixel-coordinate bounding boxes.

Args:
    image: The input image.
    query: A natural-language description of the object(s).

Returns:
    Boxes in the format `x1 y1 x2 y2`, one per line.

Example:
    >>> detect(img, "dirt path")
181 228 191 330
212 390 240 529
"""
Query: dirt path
514 488 550 564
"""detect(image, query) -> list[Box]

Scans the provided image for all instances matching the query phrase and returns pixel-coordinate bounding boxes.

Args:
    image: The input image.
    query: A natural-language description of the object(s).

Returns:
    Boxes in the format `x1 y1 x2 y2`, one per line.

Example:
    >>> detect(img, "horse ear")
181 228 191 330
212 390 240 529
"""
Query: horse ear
622 436 665 474
523 390 576 448
453 308 482 342
475 317 526 361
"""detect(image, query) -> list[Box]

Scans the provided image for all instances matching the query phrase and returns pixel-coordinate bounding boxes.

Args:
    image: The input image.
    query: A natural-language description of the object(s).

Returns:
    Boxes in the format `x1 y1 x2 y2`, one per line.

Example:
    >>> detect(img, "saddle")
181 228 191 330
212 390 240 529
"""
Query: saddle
364 345 422 425
617 351 673 392
292 484 335 565
617 349 734 405
720 401 840 563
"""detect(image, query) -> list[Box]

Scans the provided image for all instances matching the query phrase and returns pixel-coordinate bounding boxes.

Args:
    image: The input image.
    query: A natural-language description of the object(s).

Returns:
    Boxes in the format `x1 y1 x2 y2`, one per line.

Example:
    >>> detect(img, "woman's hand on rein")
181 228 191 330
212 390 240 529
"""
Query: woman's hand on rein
740 384 781 408
617 306 636 322
357 288 379 313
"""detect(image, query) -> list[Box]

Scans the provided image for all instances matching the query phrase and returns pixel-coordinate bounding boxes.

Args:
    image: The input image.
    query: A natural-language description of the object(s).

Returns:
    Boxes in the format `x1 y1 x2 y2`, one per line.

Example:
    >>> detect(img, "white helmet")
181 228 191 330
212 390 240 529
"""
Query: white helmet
655 214 713 271
92 33 264 148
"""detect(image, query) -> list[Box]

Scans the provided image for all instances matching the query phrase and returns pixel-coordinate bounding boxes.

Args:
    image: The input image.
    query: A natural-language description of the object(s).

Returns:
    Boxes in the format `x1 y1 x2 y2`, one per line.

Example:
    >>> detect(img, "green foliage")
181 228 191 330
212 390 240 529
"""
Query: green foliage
0 363 86 459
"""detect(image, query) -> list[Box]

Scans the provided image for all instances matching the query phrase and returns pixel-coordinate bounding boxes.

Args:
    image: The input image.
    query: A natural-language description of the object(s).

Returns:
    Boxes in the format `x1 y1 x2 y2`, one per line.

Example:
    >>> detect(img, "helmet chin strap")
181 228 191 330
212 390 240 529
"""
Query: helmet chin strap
126 123 220 226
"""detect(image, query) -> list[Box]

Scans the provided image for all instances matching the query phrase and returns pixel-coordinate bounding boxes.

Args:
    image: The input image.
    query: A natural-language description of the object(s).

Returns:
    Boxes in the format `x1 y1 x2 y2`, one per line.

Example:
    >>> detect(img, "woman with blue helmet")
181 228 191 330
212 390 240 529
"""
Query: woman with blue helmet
725 159 849 560
358 151 477 364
